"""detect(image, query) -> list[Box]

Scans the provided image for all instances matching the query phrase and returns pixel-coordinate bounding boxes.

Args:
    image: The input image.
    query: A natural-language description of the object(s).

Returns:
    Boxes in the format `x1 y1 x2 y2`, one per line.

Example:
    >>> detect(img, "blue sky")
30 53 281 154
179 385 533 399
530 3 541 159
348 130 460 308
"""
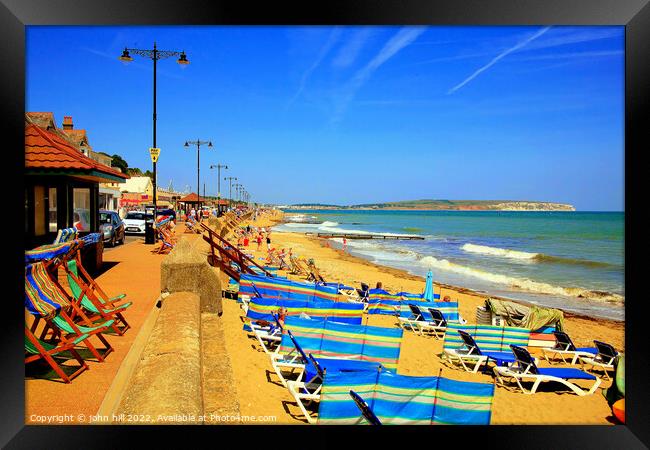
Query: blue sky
26 26 624 210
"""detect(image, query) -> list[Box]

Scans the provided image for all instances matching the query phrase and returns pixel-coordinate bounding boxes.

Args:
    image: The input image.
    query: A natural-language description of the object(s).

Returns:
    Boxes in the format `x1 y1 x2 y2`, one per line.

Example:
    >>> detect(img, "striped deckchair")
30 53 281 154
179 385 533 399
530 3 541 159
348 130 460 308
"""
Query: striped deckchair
25 241 78 264
239 274 339 302
318 368 495 425
25 262 114 363
277 316 403 369
245 297 364 327
53 227 78 244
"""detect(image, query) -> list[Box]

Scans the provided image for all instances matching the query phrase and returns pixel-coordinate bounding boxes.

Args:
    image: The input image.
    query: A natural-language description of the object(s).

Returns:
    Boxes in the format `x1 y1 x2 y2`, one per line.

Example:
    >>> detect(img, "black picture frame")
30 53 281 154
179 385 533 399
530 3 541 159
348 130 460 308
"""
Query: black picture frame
3 0 647 448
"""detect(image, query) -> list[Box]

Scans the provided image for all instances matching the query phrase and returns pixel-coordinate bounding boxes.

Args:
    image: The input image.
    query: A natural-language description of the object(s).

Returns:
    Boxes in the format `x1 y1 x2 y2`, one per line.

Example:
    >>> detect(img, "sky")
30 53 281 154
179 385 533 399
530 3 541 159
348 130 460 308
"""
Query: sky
26 26 624 210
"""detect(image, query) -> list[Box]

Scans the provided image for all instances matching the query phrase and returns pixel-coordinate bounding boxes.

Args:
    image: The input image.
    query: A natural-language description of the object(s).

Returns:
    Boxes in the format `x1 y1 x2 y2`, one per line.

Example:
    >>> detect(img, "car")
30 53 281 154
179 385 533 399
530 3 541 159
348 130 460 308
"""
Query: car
122 210 153 234
99 210 126 246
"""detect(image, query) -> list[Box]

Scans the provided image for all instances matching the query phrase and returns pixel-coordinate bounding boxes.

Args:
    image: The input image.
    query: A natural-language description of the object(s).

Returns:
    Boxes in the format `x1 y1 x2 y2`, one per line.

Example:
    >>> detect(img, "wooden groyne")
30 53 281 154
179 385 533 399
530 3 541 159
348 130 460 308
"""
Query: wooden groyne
305 232 424 240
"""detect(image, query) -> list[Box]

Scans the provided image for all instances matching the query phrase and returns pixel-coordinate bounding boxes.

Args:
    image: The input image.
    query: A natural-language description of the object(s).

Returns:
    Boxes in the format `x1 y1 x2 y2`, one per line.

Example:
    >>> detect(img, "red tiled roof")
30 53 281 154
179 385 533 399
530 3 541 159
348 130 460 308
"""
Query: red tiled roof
179 193 208 202
25 123 128 180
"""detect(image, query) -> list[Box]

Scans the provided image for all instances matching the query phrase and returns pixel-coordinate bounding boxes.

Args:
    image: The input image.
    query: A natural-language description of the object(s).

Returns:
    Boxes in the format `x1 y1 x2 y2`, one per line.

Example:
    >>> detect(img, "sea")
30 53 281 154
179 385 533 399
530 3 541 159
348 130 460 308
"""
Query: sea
272 210 625 322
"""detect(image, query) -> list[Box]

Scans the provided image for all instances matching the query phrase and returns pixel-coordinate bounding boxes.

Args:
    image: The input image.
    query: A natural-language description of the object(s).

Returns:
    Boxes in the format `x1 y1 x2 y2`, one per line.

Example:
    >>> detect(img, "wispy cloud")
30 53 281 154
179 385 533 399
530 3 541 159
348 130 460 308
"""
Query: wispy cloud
331 26 427 123
331 28 374 68
510 49 623 62
287 28 342 107
447 26 551 94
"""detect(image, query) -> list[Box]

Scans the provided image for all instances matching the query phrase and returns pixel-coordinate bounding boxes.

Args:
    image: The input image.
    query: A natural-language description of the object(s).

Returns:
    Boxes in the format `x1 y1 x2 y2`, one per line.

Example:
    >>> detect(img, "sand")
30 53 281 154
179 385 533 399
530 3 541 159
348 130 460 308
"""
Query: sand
218 210 623 425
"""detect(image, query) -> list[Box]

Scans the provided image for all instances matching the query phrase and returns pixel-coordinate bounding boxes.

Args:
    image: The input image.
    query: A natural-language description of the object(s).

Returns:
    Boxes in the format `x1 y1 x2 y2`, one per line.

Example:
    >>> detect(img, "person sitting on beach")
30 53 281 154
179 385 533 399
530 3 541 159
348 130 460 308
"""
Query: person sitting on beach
443 295 451 302
376 282 383 290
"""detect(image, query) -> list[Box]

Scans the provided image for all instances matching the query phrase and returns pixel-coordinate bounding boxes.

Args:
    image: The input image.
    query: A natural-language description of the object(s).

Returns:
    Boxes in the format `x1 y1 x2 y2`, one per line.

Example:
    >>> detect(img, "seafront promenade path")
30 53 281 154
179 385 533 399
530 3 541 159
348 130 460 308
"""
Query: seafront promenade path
25 236 167 424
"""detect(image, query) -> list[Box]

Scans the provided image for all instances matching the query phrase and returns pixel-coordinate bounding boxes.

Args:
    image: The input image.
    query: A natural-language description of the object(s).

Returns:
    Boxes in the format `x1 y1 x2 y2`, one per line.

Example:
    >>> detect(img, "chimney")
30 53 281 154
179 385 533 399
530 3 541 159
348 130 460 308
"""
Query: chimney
62 116 73 130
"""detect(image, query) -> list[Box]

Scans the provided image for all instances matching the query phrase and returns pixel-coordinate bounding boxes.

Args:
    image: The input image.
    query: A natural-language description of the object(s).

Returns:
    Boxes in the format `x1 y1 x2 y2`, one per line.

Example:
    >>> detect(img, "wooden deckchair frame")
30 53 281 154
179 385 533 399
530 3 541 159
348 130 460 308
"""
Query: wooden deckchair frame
201 223 274 281
25 324 89 383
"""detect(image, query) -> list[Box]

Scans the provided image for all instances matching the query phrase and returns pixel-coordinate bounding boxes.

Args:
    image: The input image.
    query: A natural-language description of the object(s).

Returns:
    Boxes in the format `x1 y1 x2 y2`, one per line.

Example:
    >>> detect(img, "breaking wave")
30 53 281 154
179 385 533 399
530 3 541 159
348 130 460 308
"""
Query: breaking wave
461 243 615 268
418 255 624 303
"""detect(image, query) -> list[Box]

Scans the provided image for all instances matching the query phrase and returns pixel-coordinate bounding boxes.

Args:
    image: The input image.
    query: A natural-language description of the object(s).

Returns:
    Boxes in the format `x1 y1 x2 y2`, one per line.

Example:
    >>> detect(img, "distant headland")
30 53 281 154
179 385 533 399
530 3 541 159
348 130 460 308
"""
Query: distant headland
280 199 576 211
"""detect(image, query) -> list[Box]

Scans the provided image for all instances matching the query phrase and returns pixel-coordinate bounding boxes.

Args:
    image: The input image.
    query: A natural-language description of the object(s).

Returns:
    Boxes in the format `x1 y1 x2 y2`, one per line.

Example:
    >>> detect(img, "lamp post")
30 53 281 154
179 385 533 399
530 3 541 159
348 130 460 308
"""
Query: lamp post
225 176 237 211
118 42 189 214
184 139 213 213
210 163 228 216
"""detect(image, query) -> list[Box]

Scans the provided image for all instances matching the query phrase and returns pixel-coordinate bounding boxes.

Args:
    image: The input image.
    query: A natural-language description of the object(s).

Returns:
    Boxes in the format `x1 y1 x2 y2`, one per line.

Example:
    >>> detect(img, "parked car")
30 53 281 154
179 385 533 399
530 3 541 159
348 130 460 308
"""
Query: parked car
122 210 153 235
99 210 125 246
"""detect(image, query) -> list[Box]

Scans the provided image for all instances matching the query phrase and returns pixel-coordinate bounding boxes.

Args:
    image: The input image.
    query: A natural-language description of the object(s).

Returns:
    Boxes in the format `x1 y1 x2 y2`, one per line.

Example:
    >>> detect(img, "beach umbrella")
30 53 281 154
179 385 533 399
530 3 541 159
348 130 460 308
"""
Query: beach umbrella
423 270 434 301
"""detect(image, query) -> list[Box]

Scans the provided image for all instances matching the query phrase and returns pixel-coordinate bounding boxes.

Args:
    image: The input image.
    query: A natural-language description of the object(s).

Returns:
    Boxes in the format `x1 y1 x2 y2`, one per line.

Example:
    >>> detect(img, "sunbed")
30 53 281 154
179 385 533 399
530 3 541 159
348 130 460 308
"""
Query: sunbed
349 390 382 425
579 340 619 380
493 345 602 396
444 330 523 373
540 331 598 365
251 315 284 354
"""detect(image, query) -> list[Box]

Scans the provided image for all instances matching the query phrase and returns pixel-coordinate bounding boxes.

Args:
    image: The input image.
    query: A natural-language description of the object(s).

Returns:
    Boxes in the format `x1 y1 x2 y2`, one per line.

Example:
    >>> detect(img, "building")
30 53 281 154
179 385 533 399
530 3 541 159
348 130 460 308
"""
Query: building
156 188 183 209
59 115 123 211
25 112 128 250
118 176 153 208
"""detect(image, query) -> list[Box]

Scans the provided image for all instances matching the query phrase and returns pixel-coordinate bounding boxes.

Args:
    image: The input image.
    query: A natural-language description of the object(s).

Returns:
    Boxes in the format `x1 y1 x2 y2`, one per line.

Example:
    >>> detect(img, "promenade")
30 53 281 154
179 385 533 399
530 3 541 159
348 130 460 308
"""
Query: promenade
25 238 165 424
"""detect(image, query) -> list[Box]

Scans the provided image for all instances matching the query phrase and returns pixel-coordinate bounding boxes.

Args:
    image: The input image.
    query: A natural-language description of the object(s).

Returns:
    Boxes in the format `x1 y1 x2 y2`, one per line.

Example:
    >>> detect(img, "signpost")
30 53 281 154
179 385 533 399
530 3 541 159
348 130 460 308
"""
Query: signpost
149 147 161 163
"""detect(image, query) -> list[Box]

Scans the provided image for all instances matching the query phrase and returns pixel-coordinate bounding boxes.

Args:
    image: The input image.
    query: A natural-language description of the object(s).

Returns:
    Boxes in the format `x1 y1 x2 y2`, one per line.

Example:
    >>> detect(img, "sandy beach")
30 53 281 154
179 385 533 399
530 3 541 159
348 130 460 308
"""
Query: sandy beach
215 211 624 425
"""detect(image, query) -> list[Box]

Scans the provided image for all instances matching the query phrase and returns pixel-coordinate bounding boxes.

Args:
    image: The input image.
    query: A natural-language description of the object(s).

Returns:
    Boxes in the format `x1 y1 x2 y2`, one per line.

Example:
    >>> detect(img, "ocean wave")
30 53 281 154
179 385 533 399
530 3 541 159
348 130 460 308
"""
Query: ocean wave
283 221 339 228
462 243 537 260
418 255 624 303
461 243 615 268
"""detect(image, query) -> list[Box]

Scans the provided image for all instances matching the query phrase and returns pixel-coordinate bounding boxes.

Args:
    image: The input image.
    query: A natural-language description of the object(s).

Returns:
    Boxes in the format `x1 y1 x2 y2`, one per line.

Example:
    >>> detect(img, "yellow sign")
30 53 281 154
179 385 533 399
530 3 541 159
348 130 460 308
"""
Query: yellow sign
149 147 161 163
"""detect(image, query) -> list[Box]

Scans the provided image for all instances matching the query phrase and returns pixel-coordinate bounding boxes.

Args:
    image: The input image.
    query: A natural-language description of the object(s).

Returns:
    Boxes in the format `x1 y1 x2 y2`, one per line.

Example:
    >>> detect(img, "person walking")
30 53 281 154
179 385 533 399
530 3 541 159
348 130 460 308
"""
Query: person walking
266 232 271 251
256 233 263 250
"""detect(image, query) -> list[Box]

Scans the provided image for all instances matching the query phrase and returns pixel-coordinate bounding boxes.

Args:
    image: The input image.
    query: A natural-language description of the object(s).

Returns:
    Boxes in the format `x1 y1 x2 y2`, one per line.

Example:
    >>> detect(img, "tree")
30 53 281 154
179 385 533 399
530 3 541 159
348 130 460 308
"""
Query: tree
111 154 129 173
126 167 142 176
143 170 154 180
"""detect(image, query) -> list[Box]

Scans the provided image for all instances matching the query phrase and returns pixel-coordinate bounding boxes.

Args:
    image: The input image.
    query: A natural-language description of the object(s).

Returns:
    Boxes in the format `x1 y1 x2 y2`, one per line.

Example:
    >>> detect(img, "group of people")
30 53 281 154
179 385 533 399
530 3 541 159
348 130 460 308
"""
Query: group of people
235 224 272 252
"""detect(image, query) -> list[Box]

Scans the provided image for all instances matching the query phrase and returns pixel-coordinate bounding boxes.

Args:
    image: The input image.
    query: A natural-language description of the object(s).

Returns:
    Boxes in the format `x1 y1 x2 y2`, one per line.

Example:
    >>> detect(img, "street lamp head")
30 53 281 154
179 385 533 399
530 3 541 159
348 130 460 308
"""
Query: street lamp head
208 141 213 147
177 51 190 66
118 48 133 64
184 141 189 147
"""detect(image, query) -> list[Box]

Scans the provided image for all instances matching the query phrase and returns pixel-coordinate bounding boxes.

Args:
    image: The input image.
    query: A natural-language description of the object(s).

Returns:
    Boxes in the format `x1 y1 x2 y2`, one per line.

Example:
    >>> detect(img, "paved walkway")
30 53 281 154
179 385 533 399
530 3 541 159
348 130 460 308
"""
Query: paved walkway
25 239 165 424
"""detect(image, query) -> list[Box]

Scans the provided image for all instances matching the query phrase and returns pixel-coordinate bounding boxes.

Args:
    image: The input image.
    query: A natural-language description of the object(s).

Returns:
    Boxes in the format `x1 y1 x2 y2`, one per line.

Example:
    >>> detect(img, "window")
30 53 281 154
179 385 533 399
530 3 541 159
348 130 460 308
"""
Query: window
99 212 112 225
73 188 91 231
48 187 57 233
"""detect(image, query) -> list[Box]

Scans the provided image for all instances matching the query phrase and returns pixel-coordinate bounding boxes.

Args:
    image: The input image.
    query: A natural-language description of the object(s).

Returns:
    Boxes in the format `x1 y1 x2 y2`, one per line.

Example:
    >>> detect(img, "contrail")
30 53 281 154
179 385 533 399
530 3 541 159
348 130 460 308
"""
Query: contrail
448 26 551 94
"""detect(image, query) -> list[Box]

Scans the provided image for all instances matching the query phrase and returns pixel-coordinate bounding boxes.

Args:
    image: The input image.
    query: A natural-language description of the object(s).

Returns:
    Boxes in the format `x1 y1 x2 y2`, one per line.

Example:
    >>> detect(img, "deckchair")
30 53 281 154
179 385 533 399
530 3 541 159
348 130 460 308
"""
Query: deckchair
24 324 89 383
65 259 131 336
287 352 382 424
251 314 284 354
53 227 78 244
419 308 448 338
579 340 619 380
397 303 426 332
289 256 309 277
444 330 520 373
26 262 114 363
155 228 174 254
349 390 382 425
540 331 598 365
493 345 602 396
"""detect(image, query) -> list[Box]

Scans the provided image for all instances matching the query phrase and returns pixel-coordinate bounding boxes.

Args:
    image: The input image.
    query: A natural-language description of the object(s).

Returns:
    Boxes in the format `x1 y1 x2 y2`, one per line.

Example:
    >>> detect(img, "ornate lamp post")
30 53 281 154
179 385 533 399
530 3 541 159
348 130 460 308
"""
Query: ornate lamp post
225 176 237 211
210 163 228 216
184 139 213 213
118 43 189 213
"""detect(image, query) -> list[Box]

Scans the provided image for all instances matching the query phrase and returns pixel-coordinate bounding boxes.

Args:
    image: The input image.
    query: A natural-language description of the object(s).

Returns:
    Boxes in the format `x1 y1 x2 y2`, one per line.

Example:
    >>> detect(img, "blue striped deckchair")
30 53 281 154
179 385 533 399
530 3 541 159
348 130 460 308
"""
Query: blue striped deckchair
80 233 102 245
25 262 114 362
277 316 403 369
318 368 495 425
239 273 339 302
244 297 364 328
53 227 78 244
25 241 78 264
398 301 460 323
